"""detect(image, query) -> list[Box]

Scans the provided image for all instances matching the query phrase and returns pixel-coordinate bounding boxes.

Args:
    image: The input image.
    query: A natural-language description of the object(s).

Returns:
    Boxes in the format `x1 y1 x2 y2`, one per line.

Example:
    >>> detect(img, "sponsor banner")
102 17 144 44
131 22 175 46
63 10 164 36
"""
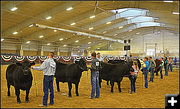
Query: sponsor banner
14 56 25 62
74 56 81 61
1 55 13 62
53 56 60 61
27 56 37 62
85 56 92 61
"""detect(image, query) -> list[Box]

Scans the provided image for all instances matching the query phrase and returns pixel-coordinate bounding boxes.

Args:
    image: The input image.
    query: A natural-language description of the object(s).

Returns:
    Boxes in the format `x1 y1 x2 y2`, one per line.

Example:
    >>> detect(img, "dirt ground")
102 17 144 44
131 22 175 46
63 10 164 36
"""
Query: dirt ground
1 64 179 108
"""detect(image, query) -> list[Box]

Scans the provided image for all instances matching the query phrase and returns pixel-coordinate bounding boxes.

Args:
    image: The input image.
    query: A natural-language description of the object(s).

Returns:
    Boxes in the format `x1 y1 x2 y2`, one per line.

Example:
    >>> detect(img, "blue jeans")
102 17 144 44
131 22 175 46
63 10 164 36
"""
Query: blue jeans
168 64 173 72
91 71 100 98
149 68 155 82
143 70 148 88
43 75 54 106
164 65 168 76
129 74 137 92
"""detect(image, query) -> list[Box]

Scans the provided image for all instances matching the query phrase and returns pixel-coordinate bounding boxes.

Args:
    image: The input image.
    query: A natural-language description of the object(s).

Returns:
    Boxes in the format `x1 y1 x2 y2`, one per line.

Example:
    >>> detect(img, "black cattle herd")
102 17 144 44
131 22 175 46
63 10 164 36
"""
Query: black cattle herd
5 58 162 103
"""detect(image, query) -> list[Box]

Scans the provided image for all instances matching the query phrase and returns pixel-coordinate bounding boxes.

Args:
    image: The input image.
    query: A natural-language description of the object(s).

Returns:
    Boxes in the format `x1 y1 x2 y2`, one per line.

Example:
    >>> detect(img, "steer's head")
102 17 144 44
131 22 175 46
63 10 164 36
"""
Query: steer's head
76 58 88 71
16 60 35 75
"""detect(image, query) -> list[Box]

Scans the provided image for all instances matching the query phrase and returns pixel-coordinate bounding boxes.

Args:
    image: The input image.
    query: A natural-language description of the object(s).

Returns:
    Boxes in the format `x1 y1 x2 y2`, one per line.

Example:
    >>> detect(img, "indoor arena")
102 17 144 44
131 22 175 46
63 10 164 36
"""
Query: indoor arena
1 1 179 108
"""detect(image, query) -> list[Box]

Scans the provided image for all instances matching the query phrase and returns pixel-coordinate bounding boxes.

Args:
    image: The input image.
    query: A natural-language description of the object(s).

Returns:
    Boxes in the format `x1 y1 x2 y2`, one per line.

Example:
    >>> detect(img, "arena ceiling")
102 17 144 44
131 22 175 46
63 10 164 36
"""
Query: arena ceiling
1 1 179 50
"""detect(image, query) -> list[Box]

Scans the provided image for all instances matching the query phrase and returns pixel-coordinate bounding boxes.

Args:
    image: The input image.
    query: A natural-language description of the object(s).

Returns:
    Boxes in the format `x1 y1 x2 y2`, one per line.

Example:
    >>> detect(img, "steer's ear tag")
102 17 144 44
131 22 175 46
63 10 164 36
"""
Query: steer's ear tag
96 62 99 66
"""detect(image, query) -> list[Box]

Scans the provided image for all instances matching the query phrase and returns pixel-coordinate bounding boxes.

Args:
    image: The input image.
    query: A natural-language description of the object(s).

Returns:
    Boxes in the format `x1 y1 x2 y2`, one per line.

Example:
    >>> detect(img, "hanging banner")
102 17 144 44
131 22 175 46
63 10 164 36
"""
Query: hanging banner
38 56 48 61
114 57 120 60
53 56 60 61
107 57 114 61
62 56 72 61
1 55 13 62
14 56 25 62
27 56 37 62
85 56 92 61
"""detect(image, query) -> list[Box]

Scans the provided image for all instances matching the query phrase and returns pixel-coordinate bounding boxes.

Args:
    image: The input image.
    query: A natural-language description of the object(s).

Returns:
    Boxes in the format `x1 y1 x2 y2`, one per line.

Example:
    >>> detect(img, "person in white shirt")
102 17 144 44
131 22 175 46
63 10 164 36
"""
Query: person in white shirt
32 52 56 107
96 53 104 62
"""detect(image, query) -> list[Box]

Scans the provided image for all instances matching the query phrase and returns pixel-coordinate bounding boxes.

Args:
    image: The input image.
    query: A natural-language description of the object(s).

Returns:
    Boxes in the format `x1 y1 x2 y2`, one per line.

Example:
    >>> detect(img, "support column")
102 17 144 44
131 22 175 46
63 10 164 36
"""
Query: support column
20 45 23 56
41 46 44 56
57 47 60 56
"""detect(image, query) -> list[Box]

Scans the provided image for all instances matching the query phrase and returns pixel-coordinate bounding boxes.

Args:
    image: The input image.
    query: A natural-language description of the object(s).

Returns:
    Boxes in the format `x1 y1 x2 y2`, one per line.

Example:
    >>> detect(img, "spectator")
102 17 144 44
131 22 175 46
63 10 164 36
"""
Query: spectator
149 57 156 82
168 57 173 72
164 57 169 76
159 58 164 79
174 57 177 65
142 57 150 88
129 62 139 94
96 53 104 62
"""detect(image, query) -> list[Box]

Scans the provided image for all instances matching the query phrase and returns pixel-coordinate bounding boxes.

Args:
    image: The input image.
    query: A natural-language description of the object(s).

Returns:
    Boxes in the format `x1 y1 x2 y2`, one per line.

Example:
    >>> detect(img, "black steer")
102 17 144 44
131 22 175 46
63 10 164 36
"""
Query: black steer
6 60 35 103
154 59 162 75
55 58 87 97
99 60 132 93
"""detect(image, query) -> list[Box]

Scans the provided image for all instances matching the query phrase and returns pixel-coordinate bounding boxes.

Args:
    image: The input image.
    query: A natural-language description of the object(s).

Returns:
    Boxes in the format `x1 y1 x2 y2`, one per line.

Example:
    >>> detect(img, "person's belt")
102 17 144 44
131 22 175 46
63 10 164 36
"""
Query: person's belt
44 75 54 77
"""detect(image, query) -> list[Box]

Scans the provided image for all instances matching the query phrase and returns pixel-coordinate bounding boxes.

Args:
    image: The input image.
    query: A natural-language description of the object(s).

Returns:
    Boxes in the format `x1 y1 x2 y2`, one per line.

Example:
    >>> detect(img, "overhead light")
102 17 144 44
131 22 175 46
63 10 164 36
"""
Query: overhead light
46 16 52 20
126 17 134 19
172 12 179 15
26 41 30 44
66 7 73 11
114 34 118 36
88 47 91 49
12 32 18 35
70 23 76 25
75 40 79 43
1 38 4 41
88 42 91 44
88 36 91 38
59 38 63 41
163 1 173 3
97 48 100 49
89 27 93 30
106 22 111 24
47 43 51 45
136 32 140 34
63 45 67 47
29 24 33 27
39 35 44 38
54 30 57 32
103 31 107 33
119 26 123 29
77 46 80 48
10 7 18 11
89 15 95 19
129 30 132 32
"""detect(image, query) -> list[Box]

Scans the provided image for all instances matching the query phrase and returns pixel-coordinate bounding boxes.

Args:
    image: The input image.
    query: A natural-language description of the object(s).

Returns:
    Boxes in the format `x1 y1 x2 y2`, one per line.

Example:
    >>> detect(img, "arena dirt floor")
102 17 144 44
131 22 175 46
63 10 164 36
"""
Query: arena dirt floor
1 64 179 108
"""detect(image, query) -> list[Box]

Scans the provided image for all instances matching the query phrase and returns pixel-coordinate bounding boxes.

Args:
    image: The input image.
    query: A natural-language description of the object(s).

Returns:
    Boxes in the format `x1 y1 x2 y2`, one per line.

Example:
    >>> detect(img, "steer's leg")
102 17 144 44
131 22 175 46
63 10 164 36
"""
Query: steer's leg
99 78 102 88
15 88 21 103
107 81 109 85
56 79 60 92
118 77 123 92
25 89 30 103
75 82 79 96
110 80 114 93
7 83 11 96
68 82 72 97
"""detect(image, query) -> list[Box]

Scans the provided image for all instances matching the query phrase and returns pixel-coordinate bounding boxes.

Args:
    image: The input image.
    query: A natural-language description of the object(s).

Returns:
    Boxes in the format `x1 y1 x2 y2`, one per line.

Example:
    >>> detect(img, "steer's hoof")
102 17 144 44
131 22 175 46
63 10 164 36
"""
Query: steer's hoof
68 95 72 98
17 101 21 104
25 100 29 103
76 94 79 96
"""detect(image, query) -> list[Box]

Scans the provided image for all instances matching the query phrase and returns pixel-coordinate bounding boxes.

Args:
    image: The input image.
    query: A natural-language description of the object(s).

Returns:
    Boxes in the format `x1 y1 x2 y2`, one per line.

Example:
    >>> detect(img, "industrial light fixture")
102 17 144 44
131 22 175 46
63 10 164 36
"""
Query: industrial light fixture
10 7 18 11
88 42 91 44
119 26 123 29
89 27 93 30
39 35 44 38
88 47 91 49
97 48 100 49
46 16 52 20
54 30 57 32
70 23 76 25
114 34 118 36
75 40 79 43
172 12 179 15
163 1 173 3
103 31 107 33
47 43 51 45
89 15 95 19
126 17 134 19
66 7 73 11
12 32 18 35
106 22 111 24
136 32 140 34
59 38 63 41
88 36 91 38
1 38 4 41
63 44 67 47
26 41 30 43
129 30 132 32
29 24 33 27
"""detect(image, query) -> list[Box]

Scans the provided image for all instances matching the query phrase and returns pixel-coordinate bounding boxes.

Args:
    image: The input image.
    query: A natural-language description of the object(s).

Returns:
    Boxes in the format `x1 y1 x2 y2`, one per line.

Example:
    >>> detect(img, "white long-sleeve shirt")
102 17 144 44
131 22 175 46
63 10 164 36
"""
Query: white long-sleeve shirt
32 58 56 76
